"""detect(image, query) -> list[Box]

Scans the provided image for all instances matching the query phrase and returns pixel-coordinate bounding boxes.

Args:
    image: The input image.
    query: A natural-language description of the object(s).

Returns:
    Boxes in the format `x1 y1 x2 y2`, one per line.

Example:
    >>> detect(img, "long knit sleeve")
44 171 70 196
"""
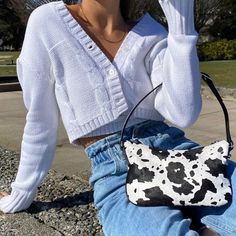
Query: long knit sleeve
146 0 202 128
0 59 60 213
0 7 60 213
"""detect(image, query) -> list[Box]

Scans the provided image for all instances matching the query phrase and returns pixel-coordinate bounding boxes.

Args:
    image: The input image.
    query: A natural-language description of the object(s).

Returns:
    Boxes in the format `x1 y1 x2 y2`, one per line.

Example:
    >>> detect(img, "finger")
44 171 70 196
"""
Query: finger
0 192 10 199
0 192 10 196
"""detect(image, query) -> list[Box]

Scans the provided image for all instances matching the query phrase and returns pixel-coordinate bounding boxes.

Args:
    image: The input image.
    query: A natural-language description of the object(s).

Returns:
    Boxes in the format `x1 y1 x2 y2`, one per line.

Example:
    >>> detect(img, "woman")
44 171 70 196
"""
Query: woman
0 0 235 235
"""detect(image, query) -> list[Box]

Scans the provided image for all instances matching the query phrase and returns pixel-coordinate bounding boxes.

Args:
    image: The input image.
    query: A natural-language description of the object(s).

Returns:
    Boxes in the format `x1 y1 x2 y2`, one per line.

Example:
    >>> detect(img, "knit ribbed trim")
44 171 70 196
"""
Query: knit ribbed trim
53 1 152 118
83 118 147 137
0 184 37 213
68 107 164 146
54 0 150 66
52 1 159 146
68 108 124 146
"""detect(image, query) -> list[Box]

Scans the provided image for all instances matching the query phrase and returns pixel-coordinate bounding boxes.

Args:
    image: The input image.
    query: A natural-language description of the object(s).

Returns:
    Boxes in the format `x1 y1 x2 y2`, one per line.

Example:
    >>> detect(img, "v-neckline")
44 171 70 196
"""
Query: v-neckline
55 0 148 65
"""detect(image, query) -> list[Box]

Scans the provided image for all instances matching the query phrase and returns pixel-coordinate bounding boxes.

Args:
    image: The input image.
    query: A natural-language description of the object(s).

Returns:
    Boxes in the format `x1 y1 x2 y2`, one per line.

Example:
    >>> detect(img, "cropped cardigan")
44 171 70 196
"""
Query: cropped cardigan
0 0 202 213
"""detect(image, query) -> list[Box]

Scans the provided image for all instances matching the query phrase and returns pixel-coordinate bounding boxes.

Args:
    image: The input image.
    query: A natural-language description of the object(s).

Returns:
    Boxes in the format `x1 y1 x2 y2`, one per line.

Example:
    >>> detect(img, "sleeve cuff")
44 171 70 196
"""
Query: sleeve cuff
0 187 37 213
159 0 197 35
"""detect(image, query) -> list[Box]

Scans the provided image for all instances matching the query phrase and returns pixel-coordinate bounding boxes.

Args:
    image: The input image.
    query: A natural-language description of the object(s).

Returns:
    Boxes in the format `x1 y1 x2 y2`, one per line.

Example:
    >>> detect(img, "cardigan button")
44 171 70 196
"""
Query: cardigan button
108 69 117 76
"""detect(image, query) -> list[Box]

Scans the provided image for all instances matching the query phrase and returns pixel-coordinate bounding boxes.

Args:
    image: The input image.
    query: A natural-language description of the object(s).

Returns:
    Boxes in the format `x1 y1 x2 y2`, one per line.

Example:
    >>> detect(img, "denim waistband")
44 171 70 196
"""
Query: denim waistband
84 120 170 159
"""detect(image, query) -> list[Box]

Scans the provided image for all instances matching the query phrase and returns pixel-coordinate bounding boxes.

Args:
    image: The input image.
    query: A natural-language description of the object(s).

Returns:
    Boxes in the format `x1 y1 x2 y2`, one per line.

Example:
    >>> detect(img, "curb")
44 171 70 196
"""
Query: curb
0 83 21 92
201 86 236 100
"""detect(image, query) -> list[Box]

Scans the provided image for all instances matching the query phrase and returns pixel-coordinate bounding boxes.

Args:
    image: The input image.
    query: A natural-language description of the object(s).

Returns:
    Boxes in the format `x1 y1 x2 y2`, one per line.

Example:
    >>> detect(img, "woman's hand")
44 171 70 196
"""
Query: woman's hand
0 192 10 213
0 192 10 200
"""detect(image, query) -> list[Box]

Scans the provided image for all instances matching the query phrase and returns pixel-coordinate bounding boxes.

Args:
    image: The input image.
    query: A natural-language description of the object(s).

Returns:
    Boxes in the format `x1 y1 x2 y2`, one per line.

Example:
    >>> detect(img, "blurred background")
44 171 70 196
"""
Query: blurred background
0 0 236 87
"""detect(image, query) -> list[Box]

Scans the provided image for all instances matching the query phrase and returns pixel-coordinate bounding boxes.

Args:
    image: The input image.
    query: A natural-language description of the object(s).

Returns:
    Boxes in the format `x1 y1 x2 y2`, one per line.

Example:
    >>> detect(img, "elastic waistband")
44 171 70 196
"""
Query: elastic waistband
84 120 169 158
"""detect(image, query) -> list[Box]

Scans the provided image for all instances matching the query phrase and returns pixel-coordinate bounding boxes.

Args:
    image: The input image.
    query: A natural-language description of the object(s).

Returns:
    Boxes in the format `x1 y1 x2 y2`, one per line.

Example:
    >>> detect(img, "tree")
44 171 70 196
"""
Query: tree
6 0 30 25
6 0 79 25
128 0 166 27
194 0 222 33
2 0 235 51
194 0 236 40
209 0 236 39
0 0 25 50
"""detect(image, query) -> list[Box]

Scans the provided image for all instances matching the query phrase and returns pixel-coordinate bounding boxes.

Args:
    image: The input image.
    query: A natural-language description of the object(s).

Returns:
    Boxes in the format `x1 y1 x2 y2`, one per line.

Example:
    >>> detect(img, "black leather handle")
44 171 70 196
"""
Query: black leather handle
201 73 234 153
120 72 234 154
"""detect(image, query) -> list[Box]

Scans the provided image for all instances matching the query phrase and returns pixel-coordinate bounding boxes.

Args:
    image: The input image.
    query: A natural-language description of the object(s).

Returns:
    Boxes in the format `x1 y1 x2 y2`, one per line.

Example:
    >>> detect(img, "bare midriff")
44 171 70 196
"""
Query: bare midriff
75 133 117 148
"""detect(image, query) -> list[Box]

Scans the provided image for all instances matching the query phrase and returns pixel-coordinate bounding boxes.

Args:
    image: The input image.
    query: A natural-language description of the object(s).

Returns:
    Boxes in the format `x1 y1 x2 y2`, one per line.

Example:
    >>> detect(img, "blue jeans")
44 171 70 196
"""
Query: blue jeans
84 120 236 236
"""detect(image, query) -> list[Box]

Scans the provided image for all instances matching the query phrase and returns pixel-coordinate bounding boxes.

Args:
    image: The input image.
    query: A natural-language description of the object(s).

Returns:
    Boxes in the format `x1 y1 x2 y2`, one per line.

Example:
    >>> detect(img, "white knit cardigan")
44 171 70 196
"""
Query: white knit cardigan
0 0 202 213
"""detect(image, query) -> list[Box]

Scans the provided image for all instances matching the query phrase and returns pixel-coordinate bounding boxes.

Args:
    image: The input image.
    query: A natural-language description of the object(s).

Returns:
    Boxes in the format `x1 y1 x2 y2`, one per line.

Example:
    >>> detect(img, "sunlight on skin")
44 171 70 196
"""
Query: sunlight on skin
200 228 221 236
0 192 10 200
0 192 10 212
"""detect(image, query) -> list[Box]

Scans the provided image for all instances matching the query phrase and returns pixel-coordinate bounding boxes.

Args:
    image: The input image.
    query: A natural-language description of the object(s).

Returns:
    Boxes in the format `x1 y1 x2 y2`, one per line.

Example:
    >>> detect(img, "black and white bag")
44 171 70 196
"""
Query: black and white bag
120 73 234 207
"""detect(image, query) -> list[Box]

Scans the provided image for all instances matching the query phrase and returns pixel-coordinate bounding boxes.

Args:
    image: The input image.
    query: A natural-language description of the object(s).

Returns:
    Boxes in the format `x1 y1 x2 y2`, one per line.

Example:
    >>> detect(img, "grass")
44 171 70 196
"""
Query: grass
200 60 236 88
0 51 235 88
0 51 20 65
0 66 16 76
0 51 19 76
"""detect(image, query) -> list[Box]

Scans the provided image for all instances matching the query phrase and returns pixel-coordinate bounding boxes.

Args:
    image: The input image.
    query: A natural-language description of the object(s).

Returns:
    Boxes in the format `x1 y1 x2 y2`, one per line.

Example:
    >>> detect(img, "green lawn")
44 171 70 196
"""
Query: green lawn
0 51 235 88
0 51 20 65
0 51 19 76
0 66 16 76
200 60 236 88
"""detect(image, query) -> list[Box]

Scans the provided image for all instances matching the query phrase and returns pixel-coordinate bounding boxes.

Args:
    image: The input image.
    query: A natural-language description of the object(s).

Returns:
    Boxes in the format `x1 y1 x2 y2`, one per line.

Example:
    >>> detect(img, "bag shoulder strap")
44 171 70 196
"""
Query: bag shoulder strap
120 73 234 155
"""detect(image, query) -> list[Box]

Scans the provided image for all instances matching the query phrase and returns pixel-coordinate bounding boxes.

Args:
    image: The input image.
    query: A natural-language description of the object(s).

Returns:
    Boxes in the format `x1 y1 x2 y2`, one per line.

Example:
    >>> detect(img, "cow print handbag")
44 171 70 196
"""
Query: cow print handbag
120 73 234 207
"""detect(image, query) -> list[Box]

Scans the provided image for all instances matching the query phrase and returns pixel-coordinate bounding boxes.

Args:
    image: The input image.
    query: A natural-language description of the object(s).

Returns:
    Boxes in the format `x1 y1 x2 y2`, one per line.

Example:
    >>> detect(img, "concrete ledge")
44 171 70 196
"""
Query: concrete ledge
202 86 236 100
0 76 18 83
0 83 21 92
0 146 103 236
0 213 63 236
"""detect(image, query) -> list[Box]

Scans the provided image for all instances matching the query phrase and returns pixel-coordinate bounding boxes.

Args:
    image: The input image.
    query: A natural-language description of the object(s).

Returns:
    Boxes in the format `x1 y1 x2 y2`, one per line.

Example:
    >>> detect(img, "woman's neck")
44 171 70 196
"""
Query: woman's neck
79 0 125 34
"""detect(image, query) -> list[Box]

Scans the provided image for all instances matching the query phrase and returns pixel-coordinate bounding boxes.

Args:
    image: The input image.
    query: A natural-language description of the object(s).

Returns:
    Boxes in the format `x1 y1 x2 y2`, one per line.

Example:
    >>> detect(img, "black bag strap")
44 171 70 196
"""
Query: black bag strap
120 72 234 155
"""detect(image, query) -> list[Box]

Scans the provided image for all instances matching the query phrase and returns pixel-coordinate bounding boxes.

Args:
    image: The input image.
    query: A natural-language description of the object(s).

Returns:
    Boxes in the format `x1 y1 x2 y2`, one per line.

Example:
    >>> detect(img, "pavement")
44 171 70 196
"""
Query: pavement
0 89 236 235
0 90 235 178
